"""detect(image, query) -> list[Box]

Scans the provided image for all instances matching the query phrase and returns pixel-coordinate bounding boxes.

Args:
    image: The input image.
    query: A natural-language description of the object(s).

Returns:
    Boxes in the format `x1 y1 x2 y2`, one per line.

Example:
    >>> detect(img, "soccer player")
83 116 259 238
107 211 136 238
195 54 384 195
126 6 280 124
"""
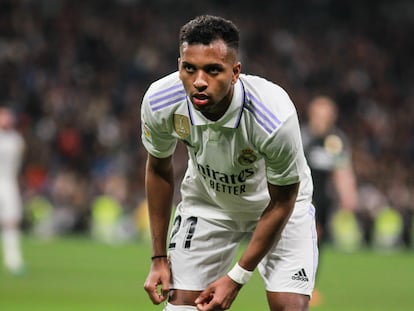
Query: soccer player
142 15 318 311
301 96 358 245
0 106 25 275
301 96 358 305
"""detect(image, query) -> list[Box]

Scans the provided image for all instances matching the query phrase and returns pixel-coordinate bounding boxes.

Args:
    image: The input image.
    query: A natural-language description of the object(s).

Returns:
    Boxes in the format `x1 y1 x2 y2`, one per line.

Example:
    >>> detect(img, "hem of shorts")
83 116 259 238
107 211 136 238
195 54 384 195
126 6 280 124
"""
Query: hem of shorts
171 286 313 298
170 286 205 292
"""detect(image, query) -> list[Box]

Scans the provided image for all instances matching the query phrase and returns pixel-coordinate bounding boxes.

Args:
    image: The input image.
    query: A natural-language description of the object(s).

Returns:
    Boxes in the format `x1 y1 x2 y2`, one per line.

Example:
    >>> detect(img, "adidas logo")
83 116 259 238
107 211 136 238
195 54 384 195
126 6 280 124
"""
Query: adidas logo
291 268 309 282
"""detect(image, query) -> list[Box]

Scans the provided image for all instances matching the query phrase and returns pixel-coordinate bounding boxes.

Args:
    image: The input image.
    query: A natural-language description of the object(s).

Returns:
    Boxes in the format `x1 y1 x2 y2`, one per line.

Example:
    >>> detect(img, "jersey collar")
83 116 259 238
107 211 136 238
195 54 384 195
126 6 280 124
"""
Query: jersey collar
187 79 245 128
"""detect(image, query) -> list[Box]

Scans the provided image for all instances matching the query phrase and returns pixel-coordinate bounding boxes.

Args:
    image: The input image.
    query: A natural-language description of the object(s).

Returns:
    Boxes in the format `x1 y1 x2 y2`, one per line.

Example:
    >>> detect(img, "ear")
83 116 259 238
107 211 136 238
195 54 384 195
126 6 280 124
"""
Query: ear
232 62 241 84
177 57 181 71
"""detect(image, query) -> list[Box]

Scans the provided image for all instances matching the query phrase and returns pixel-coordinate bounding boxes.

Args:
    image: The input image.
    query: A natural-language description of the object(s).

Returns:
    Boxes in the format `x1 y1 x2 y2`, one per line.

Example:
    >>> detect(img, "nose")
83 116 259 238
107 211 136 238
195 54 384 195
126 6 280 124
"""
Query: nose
193 71 207 90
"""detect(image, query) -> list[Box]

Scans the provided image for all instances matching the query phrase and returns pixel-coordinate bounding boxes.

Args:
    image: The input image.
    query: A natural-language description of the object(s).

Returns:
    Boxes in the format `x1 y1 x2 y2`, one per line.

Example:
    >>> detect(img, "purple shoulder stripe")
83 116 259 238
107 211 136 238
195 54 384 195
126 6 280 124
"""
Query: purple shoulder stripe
244 92 282 134
149 83 186 112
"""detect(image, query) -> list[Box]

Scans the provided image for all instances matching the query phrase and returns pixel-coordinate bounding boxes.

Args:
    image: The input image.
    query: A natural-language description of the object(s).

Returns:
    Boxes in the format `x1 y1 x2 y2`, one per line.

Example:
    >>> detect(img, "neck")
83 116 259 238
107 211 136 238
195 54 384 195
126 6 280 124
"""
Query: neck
202 87 234 121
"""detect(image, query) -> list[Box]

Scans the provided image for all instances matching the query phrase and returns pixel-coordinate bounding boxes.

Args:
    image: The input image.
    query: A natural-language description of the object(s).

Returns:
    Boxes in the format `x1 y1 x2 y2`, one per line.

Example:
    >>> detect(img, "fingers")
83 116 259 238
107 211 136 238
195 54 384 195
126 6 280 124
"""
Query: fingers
196 298 230 311
144 261 171 305
145 284 169 304
195 289 213 306
195 277 240 311
144 280 169 305
196 289 221 311
161 285 170 302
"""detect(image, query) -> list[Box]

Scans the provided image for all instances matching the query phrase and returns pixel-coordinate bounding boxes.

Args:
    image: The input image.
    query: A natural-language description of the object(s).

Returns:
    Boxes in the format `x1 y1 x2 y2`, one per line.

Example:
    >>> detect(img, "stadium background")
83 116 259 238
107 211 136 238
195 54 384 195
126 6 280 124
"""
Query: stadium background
0 0 413 309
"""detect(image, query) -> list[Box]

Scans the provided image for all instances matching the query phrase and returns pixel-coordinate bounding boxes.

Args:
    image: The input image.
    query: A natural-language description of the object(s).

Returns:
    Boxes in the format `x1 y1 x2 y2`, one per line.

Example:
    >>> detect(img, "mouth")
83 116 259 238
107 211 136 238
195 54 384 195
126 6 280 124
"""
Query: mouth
192 93 209 107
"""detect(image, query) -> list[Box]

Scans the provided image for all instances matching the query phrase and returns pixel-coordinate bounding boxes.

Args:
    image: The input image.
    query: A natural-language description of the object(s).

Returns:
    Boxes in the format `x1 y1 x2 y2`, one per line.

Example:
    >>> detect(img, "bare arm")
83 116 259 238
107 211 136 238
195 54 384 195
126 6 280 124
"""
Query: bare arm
143 153 174 304
239 182 299 270
332 166 358 212
146 153 175 256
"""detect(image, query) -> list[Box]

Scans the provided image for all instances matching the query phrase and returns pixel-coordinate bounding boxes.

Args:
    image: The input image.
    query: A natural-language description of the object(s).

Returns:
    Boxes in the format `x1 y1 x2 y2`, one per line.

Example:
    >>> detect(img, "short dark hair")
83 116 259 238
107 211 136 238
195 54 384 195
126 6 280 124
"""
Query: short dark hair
179 15 239 51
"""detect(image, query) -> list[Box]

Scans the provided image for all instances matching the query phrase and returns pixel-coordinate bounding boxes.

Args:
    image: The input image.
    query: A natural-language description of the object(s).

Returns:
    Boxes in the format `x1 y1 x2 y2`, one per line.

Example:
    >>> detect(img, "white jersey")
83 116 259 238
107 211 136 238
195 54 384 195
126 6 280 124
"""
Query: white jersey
0 129 24 181
0 128 24 220
141 72 313 220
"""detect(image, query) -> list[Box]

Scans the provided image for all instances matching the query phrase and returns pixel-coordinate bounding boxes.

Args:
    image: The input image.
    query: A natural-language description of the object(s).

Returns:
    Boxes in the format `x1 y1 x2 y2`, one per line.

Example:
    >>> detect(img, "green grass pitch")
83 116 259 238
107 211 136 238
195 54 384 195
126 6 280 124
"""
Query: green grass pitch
0 236 413 310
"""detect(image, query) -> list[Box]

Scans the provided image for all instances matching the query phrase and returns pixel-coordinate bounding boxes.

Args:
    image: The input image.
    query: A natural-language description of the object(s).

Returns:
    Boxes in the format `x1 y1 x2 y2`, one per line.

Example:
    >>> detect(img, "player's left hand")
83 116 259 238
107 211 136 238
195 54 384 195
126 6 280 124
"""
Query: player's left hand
195 275 242 311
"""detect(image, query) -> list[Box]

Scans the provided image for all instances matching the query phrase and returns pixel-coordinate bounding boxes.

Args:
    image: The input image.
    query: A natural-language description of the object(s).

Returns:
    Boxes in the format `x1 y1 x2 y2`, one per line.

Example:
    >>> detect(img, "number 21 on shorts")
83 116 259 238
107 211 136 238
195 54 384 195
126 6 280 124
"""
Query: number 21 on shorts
168 215 198 250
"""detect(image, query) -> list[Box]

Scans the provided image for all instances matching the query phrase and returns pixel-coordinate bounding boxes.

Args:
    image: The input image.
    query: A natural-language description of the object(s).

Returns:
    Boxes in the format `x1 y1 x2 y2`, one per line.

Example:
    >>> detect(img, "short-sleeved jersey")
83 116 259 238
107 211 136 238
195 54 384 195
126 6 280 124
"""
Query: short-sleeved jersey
0 129 24 181
0 128 24 219
141 72 313 220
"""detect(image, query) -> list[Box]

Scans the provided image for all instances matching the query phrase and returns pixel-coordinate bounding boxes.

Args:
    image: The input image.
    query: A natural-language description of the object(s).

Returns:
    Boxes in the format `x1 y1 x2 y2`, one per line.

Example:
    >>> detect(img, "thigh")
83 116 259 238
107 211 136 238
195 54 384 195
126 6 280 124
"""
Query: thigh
168 210 245 291
267 292 309 311
258 204 318 298
168 289 201 307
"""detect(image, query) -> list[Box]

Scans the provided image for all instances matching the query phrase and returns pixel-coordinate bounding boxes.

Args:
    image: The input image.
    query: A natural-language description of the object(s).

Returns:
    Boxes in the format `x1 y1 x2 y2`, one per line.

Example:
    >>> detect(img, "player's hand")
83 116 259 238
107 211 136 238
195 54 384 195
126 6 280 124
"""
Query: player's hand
143 257 171 304
195 275 242 311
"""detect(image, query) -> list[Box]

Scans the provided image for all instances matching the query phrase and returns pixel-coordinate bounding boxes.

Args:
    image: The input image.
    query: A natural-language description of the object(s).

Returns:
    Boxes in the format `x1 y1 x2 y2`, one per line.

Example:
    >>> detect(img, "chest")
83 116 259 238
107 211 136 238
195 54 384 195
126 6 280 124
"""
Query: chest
304 135 344 171
0 133 22 157
179 124 262 172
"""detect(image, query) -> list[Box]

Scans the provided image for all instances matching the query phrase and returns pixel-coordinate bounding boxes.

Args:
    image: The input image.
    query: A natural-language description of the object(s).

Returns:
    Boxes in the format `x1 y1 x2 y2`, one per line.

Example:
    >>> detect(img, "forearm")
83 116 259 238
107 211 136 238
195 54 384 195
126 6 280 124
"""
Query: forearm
238 183 298 271
239 204 292 271
146 155 175 256
333 167 358 211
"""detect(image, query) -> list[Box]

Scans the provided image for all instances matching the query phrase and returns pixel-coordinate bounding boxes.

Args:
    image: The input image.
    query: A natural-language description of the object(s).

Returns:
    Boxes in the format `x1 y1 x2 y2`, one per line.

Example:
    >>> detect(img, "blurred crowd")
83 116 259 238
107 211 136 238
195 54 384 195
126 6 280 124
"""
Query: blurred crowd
0 0 413 246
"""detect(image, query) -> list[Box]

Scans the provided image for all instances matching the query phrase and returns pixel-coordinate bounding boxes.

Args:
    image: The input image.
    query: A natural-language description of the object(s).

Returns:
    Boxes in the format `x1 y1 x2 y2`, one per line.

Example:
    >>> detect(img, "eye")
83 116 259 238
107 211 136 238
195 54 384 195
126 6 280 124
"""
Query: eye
208 68 220 75
183 64 195 73
205 65 222 75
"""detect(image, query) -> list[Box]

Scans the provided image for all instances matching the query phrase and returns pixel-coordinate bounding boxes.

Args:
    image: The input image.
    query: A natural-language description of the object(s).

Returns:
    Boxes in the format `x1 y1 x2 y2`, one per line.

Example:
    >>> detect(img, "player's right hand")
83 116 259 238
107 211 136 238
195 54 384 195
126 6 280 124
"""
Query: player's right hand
195 275 242 310
144 257 171 304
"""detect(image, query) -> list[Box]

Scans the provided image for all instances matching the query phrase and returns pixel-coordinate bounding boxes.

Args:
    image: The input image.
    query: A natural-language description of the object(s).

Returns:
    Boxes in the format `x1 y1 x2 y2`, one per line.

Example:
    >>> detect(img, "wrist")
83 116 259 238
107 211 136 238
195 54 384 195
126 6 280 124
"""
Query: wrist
227 263 253 285
151 255 168 261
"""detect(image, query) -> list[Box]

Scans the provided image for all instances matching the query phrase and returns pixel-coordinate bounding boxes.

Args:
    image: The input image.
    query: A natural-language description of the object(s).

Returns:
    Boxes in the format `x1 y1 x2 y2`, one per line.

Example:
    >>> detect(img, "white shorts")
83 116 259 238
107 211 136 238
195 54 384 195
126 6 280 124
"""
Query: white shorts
168 203 318 296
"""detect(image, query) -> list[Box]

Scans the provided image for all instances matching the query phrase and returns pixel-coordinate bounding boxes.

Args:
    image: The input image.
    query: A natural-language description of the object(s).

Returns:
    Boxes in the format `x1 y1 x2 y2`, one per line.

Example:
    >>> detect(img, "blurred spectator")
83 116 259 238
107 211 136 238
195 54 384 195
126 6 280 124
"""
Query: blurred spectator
0 106 25 275
302 96 358 245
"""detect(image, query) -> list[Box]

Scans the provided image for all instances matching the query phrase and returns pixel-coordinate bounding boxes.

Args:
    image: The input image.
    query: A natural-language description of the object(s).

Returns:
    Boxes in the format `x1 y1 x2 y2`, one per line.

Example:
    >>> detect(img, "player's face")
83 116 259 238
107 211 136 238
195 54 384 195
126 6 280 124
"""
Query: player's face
178 39 241 120
0 108 15 129
309 98 337 135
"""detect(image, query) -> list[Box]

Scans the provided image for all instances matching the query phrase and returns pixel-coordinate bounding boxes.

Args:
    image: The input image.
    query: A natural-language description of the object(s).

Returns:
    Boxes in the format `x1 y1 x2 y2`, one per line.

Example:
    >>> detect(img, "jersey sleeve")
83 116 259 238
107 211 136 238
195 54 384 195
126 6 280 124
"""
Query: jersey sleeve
140 90 177 158
263 112 308 186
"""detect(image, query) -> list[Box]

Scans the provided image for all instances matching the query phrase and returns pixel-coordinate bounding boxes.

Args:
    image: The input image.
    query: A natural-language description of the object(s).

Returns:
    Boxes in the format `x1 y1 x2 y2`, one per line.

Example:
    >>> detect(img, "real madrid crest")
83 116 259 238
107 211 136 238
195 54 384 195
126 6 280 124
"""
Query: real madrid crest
238 148 257 166
173 114 190 139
